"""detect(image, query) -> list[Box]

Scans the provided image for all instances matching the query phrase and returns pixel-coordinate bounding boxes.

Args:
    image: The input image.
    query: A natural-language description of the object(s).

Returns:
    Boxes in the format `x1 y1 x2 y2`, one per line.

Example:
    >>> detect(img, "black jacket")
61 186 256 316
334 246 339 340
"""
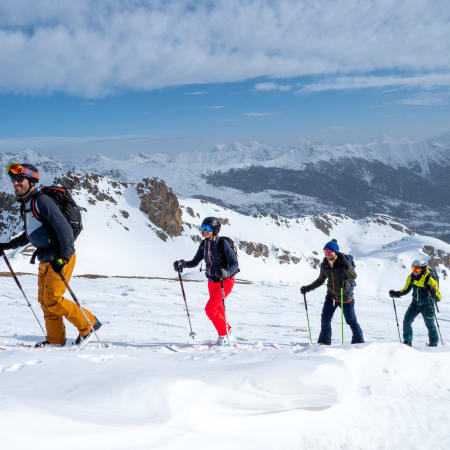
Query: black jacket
9 190 75 262
307 253 356 300
185 237 239 282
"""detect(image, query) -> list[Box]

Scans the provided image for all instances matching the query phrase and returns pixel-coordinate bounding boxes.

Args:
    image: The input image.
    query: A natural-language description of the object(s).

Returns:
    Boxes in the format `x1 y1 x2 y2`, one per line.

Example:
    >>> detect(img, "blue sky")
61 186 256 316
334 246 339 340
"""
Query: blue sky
0 1 449 159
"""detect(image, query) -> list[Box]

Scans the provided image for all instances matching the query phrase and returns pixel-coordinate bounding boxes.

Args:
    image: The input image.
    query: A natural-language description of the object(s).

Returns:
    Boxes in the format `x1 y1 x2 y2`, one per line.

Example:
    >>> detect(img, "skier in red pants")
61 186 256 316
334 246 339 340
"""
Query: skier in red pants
173 217 239 346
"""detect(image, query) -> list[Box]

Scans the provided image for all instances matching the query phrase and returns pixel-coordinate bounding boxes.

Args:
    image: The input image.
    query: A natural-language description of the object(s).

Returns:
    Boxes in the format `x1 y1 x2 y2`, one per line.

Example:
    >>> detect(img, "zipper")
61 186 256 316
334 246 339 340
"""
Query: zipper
331 271 336 305
207 240 213 277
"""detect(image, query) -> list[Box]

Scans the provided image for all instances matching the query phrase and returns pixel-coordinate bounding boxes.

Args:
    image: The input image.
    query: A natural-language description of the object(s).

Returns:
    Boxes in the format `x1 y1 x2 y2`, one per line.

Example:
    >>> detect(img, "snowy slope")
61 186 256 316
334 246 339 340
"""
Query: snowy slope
1 189 449 301
1 277 450 450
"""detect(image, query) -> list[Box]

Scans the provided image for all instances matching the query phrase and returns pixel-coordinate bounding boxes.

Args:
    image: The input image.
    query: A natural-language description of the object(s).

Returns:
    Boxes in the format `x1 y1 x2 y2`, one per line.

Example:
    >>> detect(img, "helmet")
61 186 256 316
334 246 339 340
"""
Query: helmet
201 217 221 236
411 259 427 268
6 163 40 184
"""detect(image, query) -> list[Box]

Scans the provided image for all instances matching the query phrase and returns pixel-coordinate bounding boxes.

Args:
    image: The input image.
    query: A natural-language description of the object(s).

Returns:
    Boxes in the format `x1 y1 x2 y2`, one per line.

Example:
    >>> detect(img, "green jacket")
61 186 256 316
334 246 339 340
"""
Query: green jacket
399 268 441 304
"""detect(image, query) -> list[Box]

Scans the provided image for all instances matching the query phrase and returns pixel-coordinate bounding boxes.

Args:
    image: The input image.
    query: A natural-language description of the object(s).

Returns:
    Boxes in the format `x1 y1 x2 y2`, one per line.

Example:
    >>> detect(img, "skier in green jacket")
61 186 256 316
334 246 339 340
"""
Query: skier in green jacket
389 259 441 347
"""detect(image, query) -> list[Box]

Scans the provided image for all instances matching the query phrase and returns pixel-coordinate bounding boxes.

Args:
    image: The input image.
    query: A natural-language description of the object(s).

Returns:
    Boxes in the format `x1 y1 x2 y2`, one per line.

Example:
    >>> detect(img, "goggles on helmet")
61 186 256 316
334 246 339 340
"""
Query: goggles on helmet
6 163 40 180
201 224 214 232
324 248 335 254
411 265 422 272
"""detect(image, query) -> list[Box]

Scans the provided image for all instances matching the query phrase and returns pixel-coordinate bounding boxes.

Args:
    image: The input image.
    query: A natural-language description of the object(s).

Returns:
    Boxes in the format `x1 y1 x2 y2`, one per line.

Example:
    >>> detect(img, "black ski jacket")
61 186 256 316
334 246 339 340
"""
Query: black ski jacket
184 237 239 282
9 190 75 262
306 253 356 301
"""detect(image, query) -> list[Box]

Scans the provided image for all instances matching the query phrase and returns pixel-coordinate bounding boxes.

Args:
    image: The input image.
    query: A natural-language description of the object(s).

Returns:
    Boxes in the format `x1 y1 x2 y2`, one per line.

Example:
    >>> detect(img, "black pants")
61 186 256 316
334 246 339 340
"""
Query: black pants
318 295 364 345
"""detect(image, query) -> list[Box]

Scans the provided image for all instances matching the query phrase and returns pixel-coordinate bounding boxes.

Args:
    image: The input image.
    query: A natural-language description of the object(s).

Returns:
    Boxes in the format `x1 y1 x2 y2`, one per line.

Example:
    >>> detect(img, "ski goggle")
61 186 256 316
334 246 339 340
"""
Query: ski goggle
411 266 422 272
201 224 214 232
324 248 334 254
6 163 40 180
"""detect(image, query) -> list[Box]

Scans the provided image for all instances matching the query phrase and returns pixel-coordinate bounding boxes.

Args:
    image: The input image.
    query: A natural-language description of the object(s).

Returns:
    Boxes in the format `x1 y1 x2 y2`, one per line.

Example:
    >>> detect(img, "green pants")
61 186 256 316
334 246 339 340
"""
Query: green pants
403 301 438 345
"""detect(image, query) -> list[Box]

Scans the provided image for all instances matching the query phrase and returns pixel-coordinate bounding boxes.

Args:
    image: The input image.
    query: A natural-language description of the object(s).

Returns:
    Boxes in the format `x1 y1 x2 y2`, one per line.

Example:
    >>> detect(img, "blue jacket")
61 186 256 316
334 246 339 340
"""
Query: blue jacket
185 237 239 282
9 190 75 262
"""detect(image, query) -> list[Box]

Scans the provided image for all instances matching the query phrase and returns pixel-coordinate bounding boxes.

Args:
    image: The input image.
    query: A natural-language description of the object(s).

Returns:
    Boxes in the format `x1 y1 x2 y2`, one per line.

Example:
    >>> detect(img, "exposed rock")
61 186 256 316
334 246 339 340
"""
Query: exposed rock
137 177 183 237
186 207 195 218
0 192 21 235
120 210 129 219
54 172 122 205
423 245 450 278
369 215 414 235
278 249 301 264
313 215 333 236
238 241 269 258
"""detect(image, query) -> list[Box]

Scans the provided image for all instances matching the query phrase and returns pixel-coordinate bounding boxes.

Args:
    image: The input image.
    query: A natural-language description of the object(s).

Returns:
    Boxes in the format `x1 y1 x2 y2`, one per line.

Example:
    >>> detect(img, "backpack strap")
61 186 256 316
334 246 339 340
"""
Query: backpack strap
30 191 44 222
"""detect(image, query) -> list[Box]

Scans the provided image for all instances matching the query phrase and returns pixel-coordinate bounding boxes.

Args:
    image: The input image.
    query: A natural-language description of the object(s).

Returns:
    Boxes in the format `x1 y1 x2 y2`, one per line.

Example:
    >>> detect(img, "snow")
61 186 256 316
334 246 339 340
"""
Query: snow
1 276 450 450
1 154 450 448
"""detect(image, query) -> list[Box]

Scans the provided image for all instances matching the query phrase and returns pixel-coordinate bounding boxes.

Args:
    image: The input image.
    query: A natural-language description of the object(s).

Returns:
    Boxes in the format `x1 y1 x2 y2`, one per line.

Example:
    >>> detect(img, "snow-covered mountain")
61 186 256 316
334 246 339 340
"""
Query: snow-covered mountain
1 132 449 244
78 134 448 243
1 164 450 450
1 171 449 303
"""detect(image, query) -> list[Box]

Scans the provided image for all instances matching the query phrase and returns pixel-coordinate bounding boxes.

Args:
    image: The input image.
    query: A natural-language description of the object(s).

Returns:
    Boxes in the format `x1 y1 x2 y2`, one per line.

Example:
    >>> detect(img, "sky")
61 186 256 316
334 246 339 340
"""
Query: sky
0 0 449 159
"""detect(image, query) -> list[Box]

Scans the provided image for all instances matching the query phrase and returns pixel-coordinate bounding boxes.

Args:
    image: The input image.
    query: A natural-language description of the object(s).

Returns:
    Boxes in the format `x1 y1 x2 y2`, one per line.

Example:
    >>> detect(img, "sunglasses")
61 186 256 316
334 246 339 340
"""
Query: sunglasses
324 249 334 254
411 266 422 272
10 174 27 183
201 224 213 232
6 163 40 180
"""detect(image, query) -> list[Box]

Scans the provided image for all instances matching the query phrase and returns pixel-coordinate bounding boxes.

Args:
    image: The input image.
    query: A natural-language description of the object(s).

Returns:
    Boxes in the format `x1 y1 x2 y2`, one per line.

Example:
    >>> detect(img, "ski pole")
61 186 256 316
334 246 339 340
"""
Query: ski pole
429 294 444 346
1 251 46 336
58 272 103 347
220 278 230 346
177 270 196 341
390 294 402 343
302 292 313 344
340 288 344 344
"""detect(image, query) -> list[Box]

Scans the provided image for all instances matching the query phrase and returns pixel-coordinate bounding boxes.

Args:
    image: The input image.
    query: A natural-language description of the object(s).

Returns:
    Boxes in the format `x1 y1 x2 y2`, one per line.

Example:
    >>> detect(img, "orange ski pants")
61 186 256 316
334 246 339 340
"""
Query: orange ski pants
38 254 96 344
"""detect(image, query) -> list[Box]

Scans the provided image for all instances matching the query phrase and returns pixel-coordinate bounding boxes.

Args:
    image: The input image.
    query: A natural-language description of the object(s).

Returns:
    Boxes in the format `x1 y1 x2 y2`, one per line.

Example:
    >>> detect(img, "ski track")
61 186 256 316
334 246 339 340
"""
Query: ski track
1 276 450 450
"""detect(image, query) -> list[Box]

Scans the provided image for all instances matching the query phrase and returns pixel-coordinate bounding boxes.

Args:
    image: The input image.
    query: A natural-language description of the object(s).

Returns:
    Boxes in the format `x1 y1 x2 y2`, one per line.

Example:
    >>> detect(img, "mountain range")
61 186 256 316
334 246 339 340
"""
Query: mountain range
1 133 448 242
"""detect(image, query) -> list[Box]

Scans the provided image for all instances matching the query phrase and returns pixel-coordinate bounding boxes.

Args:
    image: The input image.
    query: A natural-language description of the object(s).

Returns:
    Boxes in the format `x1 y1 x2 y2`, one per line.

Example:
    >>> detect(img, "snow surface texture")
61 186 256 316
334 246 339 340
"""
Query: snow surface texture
0 148 449 448
1 276 450 450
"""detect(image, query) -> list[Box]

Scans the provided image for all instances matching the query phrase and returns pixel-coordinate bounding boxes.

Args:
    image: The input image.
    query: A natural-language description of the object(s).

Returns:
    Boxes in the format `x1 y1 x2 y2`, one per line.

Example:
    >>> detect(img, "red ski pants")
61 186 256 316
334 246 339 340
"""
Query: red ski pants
205 278 235 336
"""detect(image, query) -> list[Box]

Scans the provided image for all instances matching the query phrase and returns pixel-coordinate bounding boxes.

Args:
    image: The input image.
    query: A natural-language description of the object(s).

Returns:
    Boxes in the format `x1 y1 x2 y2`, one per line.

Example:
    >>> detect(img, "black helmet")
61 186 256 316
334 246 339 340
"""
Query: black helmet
201 217 221 236
6 163 40 184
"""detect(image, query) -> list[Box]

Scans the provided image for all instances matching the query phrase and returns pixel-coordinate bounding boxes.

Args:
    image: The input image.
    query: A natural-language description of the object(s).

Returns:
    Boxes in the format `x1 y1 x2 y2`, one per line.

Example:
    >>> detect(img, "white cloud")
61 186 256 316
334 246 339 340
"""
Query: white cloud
186 91 206 95
395 92 450 106
255 82 292 92
298 73 450 93
244 112 269 117
208 105 225 109
0 1 449 97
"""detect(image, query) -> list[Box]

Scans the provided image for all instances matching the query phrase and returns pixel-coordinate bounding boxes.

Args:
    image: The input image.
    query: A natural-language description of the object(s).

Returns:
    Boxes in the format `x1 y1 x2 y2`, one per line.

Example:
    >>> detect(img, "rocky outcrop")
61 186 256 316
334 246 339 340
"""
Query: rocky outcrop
137 177 183 238
423 245 450 279
54 172 127 206
238 241 269 258
0 192 21 235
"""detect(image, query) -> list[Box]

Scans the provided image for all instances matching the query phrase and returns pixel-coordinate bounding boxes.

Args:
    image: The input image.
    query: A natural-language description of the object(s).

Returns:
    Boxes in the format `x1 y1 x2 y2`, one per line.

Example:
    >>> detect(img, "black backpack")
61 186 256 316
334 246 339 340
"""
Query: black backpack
218 236 238 259
342 253 356 287
425 267 440 302
22 186 83 240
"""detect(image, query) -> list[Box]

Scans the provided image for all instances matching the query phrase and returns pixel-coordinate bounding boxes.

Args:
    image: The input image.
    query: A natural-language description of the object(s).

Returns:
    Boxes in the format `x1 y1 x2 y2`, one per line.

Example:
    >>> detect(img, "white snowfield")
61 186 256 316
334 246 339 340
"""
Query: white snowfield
0 277 449 450
1 183 450 448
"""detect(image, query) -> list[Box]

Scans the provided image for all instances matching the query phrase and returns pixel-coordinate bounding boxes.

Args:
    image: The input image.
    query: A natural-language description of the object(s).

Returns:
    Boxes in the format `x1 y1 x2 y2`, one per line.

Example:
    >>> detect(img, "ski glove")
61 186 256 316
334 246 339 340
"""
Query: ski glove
173 260 185 273
300 286 311 295
389 290 401 298
0 242 12 253
50 256 69 274
215 268 229 279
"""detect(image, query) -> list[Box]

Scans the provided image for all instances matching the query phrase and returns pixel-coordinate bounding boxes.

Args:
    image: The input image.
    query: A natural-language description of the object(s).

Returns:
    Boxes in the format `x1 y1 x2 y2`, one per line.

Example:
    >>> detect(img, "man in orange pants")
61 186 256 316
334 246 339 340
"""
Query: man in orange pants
0 163 101 347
